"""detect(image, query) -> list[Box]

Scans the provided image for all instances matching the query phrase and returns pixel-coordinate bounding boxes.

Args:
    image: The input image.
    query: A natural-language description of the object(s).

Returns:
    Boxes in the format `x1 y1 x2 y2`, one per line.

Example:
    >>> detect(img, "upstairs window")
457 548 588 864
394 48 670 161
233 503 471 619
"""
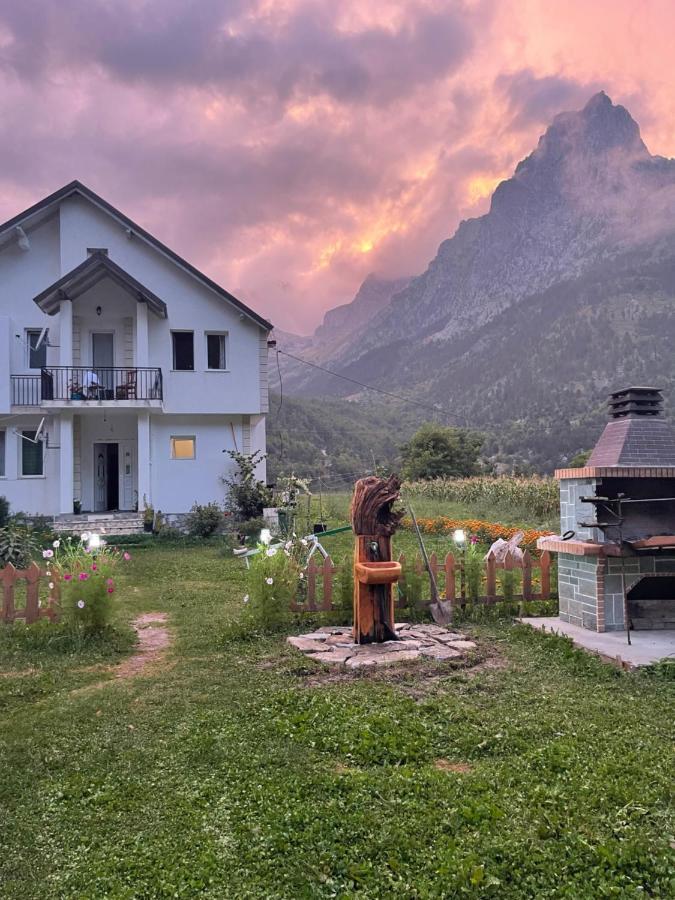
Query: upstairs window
26 329 48 369
206 333 227 370
21 431 43 477
172 331 194 370
0 430 5 477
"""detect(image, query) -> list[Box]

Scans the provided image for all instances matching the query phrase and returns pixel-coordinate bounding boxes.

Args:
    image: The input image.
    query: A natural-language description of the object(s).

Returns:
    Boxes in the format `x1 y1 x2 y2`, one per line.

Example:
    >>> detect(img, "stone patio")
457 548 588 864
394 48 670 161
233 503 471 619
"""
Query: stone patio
287 623 477 668
521 616 675 668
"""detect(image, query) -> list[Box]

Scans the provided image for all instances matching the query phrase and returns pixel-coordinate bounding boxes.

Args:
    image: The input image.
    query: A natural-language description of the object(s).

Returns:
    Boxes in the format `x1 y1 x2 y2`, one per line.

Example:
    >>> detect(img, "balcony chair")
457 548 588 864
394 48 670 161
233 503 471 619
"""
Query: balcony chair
115 369 137 400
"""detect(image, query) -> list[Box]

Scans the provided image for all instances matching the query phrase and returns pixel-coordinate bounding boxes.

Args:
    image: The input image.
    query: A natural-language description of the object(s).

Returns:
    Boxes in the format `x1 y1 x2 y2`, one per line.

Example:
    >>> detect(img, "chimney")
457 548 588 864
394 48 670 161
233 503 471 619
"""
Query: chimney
587 386 675 468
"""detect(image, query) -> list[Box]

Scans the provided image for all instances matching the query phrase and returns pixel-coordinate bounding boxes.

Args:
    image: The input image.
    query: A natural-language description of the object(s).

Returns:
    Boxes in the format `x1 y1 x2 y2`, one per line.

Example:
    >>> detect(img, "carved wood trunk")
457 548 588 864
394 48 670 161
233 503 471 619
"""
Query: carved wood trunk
350 476 403 644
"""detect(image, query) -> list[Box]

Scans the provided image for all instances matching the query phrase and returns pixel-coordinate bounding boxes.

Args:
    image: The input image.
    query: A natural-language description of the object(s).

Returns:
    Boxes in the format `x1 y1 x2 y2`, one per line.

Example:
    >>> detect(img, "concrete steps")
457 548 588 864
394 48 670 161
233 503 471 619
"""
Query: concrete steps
55 512 145 537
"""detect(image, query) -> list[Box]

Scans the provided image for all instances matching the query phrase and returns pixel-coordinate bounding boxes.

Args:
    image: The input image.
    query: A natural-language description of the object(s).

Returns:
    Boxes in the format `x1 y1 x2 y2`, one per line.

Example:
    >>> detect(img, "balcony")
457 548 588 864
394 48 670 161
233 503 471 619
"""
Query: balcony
11 367 163 407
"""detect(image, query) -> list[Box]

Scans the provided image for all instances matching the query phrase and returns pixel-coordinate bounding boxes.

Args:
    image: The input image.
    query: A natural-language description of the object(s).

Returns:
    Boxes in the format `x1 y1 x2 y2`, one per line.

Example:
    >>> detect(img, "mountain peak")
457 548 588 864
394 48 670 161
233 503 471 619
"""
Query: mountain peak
531 91 646 165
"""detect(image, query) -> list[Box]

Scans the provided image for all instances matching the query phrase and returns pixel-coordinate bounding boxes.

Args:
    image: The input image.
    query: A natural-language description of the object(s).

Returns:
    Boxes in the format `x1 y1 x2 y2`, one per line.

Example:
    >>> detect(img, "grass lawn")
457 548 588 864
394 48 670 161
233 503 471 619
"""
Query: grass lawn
1 543 673 898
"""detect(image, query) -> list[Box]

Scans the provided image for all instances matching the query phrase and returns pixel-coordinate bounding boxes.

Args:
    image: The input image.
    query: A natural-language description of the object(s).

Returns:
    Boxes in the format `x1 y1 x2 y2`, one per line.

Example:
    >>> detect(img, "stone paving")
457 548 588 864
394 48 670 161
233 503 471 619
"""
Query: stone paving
287 623 477 668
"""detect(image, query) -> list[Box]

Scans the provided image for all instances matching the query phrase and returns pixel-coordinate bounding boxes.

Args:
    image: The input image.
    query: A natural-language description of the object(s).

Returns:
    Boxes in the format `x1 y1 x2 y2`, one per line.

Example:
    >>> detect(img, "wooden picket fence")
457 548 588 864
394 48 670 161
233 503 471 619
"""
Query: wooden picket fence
291 549 553 613
1 563 60 624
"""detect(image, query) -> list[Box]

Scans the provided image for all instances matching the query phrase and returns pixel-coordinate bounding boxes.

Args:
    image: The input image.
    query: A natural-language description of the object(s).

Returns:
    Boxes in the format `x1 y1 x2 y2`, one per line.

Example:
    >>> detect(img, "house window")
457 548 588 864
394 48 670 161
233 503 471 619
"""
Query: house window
26 329 48 369
21 431 43 476
170 436 196 460
0 430 5 477
206 333 227 370
172 331 194 370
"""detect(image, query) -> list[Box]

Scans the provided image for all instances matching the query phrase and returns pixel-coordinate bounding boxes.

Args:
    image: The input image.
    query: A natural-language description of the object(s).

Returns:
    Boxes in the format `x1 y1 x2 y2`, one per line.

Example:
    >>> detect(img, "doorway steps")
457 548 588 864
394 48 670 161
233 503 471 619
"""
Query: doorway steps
54 512 145 537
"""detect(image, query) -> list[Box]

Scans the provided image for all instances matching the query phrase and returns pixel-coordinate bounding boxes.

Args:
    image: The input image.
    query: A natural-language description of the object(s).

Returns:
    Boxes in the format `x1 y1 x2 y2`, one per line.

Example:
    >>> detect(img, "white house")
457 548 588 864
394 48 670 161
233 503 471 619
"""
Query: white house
0 181 272 527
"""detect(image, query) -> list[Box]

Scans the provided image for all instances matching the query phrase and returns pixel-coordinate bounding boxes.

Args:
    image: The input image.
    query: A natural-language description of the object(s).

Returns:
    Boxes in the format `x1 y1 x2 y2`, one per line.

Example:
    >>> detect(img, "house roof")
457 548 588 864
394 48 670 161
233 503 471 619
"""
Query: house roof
34 251 168 318
0 180 272 330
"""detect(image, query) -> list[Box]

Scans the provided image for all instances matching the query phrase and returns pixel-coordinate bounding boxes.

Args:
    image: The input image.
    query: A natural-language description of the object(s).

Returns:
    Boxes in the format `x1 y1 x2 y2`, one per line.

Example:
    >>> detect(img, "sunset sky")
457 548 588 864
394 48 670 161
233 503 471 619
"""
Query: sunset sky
0 0 673 333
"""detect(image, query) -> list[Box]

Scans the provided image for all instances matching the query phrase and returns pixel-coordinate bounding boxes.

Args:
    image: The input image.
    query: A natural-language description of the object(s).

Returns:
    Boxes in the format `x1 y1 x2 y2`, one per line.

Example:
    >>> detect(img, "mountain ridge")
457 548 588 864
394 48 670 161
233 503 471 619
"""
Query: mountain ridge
272 92 675 472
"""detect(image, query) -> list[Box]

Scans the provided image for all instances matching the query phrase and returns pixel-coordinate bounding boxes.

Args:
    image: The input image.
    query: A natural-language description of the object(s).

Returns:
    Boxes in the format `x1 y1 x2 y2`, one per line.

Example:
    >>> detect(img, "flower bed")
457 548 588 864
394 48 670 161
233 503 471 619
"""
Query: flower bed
400 516 553 550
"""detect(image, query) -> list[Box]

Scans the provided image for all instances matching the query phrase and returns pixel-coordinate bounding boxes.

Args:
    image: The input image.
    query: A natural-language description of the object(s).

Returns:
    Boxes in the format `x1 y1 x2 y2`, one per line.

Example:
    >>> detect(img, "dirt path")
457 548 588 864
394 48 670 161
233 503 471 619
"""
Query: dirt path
115 612 171 679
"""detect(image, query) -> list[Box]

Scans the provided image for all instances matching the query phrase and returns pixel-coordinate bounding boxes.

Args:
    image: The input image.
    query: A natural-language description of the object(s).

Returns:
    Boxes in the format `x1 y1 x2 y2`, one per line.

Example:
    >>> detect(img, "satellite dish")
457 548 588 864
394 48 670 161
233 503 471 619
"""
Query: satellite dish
34 327 48 350
14 417 45 443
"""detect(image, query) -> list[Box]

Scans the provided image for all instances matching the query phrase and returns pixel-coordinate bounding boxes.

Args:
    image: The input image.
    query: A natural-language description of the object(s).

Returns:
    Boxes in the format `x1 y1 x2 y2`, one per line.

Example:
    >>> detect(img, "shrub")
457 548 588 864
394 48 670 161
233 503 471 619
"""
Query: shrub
236 517 266 543
50 537 131 633
243 541 301 632
223 450 272 520
185 502 223 537
0 526 38 568
0 496 10 527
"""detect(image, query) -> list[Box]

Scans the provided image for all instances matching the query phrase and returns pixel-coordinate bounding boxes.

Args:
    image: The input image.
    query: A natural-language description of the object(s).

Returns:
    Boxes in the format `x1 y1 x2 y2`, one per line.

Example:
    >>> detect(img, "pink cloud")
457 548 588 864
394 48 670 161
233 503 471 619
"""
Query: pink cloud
0 0 673 333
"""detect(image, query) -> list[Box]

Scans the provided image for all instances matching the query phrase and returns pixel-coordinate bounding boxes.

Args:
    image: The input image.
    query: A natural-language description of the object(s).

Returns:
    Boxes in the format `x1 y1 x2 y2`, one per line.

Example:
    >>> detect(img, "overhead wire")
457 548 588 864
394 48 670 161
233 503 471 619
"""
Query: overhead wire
275 348 467 425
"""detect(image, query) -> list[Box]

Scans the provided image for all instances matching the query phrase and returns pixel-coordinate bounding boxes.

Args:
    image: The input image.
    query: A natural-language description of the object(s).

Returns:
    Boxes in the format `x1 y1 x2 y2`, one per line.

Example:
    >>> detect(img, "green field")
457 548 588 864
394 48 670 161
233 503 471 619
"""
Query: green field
0 542 673 898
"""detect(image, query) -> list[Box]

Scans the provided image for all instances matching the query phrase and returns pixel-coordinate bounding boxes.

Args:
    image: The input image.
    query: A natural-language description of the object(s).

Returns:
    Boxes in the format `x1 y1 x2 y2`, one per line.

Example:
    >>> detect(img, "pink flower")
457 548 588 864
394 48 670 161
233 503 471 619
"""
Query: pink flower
91 564 98 571
470 535 479 545
106 578 114 587
63 573 73 582
123 552 131 561
42 549 53 559
107 587 114 594
78 572 89 581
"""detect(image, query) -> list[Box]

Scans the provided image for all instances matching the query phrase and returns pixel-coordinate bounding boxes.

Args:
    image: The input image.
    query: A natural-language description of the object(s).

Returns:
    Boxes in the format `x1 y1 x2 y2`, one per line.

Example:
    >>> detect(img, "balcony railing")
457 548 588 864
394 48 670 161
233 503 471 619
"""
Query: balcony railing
11 367 163 405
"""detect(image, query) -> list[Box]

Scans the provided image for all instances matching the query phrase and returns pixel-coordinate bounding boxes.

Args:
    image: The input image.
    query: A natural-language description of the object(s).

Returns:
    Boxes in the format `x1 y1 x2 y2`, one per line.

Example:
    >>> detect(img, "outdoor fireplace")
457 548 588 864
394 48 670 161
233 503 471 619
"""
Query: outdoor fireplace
539 387 675 633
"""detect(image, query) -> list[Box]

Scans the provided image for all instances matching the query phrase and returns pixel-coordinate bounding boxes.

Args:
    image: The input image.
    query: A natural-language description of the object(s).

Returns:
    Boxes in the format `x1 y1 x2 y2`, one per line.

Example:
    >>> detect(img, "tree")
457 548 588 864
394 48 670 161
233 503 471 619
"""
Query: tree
400 424 484 480
568 449 591 468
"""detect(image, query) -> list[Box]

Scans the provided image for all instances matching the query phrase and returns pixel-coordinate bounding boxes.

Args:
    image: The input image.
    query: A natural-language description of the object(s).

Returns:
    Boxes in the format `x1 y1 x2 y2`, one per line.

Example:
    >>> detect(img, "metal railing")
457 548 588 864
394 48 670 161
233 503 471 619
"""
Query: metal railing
11 367 163 404
11 375 41 406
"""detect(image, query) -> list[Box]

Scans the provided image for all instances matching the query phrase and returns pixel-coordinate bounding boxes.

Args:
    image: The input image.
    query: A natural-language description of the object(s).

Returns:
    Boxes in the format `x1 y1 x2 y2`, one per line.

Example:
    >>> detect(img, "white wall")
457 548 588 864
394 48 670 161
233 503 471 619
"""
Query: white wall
60 197 267 415
0 416 59 515
150 414 244 514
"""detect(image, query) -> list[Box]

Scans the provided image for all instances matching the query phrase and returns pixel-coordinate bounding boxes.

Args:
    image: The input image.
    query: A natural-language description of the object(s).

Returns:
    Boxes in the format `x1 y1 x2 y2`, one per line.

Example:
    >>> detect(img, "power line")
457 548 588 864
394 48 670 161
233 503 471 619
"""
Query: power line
276 348 467 425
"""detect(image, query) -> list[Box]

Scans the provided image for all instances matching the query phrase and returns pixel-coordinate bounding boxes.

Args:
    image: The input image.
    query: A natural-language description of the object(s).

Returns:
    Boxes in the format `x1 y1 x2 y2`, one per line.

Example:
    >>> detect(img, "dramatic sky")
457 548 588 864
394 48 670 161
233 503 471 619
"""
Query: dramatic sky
0 1 673 332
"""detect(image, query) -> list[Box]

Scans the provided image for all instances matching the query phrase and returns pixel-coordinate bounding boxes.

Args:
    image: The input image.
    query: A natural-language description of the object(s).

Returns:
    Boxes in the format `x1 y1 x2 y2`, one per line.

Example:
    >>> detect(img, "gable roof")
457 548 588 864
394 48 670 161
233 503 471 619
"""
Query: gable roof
34 251 168 318
0 180 272 330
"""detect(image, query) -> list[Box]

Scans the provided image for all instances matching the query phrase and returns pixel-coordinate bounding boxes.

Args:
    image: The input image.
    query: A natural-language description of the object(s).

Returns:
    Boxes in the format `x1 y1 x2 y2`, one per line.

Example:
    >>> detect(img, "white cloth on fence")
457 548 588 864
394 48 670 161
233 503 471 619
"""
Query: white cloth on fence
485 531 525 562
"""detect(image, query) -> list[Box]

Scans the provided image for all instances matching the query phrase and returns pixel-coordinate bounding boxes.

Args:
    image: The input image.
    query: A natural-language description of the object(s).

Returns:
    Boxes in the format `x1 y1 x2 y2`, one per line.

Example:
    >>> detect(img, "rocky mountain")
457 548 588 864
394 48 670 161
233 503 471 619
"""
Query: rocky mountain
274 93 675 472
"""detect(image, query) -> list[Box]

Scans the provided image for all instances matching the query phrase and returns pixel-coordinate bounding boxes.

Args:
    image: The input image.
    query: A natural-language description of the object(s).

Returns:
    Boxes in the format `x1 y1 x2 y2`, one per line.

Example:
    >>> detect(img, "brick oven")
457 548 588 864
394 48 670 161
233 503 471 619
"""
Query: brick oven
539 387 675 633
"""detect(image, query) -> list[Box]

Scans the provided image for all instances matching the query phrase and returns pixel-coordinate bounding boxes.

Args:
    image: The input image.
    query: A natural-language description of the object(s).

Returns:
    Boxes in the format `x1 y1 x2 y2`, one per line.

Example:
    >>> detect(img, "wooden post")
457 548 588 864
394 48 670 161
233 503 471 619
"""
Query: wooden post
25 563 40 624
1 563 16 623
540 551 551 600
322 557 335 612
486 552 496 601
351 475 403 644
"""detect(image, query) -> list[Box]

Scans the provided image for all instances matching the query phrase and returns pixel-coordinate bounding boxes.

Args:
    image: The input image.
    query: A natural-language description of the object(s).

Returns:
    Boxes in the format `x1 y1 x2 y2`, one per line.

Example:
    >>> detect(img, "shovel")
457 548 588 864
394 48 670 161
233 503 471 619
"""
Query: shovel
409 505 453 626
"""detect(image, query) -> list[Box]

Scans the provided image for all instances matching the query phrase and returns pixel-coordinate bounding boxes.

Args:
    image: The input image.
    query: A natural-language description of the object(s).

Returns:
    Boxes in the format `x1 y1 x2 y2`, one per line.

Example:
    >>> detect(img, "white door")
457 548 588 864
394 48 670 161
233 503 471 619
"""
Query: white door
119 440 136 510
94 444 107 512
92 333 114 394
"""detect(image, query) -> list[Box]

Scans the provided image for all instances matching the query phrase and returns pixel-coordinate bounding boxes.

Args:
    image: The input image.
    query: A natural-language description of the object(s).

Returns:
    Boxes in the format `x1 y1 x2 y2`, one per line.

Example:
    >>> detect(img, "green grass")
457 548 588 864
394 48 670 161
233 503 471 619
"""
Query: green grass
0 544 673 898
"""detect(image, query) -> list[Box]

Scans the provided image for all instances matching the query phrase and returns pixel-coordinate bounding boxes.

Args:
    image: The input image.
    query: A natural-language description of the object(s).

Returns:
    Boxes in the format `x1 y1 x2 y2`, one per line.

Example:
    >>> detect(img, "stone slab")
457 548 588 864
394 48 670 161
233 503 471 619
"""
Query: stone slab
346 649 421 668
419 645 463 660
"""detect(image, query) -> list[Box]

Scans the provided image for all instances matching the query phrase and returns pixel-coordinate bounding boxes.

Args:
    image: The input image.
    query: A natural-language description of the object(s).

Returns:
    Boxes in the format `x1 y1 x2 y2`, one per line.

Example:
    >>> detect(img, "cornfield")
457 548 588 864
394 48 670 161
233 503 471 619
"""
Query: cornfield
401 476 558 520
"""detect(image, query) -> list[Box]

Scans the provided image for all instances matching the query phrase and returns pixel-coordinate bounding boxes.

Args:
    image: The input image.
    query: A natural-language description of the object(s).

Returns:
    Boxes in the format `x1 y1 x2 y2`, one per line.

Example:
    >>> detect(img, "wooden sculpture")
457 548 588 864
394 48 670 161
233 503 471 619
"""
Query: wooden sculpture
350 475 403 643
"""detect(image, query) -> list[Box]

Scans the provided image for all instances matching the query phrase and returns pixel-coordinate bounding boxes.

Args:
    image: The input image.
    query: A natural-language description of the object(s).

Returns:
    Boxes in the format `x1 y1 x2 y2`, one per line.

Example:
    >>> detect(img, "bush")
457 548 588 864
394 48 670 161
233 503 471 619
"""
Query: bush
236 517 266 543
185 502 223 537
51 537 132 633
223 450 272 520
243 543 301 632
0 526 38 568
0 496 10 527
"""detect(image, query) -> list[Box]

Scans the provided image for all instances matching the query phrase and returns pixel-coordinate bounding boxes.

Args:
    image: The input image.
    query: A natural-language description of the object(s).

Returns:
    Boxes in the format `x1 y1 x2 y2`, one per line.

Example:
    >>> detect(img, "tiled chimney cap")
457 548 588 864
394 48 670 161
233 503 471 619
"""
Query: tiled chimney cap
608 386 662 418
587 387 675 467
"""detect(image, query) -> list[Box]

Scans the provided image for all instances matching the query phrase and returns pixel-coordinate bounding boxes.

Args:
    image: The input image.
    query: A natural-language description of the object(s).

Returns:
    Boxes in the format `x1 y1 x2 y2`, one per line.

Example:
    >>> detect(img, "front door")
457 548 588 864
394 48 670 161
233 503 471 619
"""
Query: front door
92 332 114 394
93 443 119 511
